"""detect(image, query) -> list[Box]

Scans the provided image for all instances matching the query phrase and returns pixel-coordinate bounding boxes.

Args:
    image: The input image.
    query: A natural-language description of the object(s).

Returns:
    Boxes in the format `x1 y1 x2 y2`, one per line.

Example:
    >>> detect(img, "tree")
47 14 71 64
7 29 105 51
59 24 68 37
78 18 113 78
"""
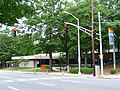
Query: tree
0 25 37 68
0 0 35 25
63 0 93 65
0 31 14 68
25 0 67 71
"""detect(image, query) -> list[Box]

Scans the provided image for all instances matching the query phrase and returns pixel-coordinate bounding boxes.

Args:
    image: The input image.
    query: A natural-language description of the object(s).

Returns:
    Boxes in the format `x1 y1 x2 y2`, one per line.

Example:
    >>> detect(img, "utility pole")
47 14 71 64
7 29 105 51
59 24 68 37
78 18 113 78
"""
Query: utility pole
91 0 95 76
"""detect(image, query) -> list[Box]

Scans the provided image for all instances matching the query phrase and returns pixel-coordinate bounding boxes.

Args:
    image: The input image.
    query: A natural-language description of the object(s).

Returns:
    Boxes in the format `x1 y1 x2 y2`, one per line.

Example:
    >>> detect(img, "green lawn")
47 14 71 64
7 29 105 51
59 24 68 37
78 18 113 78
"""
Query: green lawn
0 67 49 72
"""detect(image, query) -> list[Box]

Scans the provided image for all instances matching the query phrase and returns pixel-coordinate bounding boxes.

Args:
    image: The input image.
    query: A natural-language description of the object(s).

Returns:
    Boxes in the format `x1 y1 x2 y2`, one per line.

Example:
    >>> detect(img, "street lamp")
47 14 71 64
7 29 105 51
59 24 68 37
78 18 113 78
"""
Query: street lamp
64 11 81 75
98 0 104 77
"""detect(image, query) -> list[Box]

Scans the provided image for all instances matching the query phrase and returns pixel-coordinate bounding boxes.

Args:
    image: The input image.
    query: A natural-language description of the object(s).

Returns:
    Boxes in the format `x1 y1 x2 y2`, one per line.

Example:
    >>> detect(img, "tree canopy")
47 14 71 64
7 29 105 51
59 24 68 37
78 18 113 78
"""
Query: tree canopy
0 0 120 68
0 0 35 25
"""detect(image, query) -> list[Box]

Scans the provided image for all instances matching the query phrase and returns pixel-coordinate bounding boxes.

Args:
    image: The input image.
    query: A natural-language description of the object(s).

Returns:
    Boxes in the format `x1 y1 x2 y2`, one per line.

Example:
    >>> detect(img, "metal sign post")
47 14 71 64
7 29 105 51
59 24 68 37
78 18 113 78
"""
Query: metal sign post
108 28 116 70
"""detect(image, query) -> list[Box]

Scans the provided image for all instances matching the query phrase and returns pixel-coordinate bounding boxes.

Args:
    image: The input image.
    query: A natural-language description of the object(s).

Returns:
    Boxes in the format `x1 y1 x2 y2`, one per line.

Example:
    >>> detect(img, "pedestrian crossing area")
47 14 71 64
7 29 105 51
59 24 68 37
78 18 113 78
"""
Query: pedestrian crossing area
0 76 80 84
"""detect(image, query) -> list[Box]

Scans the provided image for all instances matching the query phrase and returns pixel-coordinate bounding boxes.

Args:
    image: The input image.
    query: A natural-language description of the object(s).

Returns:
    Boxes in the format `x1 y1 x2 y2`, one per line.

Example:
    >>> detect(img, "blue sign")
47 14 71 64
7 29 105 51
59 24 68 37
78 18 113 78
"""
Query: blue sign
109 35 114 45
108 28 114 45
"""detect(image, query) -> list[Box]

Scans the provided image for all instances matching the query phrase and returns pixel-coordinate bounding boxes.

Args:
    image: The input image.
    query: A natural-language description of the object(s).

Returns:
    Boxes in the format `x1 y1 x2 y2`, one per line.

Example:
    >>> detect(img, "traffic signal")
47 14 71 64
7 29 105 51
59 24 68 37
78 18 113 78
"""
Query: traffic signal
93 29 96 38
12 27 16 37
64 23 68 31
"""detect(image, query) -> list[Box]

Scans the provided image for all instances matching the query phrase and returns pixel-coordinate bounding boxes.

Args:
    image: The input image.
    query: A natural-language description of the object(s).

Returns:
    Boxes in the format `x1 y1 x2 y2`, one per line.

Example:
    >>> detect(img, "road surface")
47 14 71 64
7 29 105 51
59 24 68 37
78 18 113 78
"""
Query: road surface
0 71 120 90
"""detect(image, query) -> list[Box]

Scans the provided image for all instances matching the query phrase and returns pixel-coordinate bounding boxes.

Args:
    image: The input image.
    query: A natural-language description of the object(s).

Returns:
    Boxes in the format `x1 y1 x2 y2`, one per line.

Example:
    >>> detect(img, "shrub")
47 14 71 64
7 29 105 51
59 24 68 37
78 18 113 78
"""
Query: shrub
81 68 93 74
70 68 79 74
118 70 120 72
110 69 117 74
70 67 93 74
37 68 48 72
45 65 50 69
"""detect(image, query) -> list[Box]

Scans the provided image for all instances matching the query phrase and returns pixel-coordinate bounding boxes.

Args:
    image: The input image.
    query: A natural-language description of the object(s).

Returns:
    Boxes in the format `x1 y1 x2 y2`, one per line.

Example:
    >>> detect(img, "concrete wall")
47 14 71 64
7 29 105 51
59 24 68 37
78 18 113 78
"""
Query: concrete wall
18 60 35 68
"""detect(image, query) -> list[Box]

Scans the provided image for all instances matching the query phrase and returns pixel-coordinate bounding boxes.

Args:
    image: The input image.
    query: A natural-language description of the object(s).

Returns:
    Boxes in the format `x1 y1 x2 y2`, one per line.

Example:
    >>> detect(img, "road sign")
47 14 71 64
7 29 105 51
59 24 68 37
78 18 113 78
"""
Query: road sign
108 28 114 45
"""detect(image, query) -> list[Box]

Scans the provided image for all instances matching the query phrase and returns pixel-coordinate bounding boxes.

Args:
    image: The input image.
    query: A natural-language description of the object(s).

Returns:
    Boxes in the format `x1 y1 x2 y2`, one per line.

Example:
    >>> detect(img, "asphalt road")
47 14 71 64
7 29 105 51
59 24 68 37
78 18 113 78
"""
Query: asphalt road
0 71 120 90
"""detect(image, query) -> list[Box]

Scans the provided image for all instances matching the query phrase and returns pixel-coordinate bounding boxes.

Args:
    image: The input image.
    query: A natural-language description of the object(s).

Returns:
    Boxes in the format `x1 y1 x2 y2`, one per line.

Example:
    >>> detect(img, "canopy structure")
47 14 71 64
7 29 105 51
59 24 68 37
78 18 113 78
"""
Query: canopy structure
11 53 64 68
11 53 63 60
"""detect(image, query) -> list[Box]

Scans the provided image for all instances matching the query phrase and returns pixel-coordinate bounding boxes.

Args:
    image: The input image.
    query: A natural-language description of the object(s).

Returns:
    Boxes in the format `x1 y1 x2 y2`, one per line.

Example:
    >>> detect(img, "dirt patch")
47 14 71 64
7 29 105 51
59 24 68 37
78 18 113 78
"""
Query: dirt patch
104 61 120 75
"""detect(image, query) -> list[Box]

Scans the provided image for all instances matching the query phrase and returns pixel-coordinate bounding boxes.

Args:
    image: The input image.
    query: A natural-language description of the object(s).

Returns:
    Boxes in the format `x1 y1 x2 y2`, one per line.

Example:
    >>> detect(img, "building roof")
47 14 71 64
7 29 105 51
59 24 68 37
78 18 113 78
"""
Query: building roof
11 53 63 60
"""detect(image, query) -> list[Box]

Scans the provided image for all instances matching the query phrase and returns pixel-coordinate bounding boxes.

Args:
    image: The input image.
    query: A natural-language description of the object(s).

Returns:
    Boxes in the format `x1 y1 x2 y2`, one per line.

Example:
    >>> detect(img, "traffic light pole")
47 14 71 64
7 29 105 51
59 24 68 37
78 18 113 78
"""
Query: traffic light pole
64 24 69 69
65 20 103 77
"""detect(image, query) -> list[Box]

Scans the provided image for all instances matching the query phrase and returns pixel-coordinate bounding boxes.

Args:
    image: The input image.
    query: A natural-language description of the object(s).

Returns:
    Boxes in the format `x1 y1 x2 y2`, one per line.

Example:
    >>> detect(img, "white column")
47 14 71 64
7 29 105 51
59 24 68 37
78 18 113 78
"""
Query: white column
98 12 104 77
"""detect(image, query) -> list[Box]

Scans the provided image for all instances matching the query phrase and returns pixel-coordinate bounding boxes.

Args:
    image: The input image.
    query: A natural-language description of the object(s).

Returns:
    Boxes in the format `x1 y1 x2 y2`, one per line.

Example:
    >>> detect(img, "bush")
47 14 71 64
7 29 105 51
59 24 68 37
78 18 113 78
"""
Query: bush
70 68 79 74
110 69 117 74
70 67 93 74
81 68 93 74
45 65 50 69
118 70 120 72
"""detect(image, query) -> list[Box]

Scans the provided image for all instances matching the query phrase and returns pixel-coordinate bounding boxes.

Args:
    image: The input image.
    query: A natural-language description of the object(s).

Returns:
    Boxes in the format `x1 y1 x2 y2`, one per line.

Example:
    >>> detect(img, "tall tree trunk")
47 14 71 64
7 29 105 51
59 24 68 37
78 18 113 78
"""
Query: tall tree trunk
1 60 5 68
49 52 53 72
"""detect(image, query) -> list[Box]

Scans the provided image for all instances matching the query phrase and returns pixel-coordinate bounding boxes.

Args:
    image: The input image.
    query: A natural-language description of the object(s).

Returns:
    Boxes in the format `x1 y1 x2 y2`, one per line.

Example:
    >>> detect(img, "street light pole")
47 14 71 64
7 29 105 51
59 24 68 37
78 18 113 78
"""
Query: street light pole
64 11 81 75
98 12 104 77
78 19 81 75
98 0 104 77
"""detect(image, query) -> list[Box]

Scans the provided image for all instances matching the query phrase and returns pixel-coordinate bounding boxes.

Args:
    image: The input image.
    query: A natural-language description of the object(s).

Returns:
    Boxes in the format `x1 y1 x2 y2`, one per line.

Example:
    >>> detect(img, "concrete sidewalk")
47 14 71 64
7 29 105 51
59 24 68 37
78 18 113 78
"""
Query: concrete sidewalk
45 71 120 79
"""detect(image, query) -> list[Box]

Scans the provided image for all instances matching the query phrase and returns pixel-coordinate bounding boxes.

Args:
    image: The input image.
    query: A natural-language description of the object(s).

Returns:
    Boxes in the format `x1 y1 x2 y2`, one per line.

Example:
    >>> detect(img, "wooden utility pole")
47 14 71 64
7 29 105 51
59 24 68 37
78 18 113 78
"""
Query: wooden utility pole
91 0 95 76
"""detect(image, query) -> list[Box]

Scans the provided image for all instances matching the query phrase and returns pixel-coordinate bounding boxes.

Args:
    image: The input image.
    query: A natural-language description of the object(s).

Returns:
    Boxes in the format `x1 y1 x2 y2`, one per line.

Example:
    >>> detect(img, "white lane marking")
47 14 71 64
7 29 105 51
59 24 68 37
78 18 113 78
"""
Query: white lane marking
4 80 14 82
37 82 55 87
62 80 82 84
8 86 19 90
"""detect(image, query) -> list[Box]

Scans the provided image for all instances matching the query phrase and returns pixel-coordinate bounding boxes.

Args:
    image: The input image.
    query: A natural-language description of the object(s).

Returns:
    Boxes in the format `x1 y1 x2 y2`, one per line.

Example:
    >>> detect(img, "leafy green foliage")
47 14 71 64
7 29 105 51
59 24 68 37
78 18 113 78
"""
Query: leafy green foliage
70 68 79 74
0 34 13 60
0 0 35 25
1 67 49 72
0 0 120 69
81 68 93 74
110 69 117 74
70 67 93 74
